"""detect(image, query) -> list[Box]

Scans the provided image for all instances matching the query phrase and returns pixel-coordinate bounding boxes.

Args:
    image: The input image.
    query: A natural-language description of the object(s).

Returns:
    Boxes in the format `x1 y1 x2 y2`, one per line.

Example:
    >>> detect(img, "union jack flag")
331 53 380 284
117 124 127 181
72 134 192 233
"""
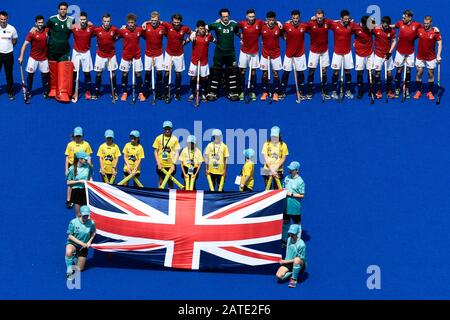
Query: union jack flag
85 182 286 271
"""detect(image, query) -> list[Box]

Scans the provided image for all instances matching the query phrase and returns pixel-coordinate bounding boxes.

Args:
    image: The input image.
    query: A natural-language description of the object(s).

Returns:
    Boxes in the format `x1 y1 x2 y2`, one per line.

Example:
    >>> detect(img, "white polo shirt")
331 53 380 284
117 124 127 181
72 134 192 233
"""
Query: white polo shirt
0 24 18 54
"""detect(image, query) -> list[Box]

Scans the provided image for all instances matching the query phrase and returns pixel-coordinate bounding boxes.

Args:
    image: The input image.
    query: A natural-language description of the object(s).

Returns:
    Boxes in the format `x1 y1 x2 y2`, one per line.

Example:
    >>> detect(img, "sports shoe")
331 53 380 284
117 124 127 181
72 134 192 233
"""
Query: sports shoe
288 278 298 288
8 93 15 101
201 94 207 102
322 92 331 100
272 92 279 102
331 91 339 100
278 92 286 100
113 93 119 101
413 90 422 100
188 94 194 102
306 94 313 100
250 92 257 101
138 92 146 102
388 90 395 99
66 201 73 209
260 92 269 101
66 270 75 281
375 90 382 99
405 89 410 99
175 93 181 101
85 90 91 100
43 92 50 99
345 90 354 99
426 91 435 100
239 92 244 101
395 89 400 98
206 93 217 101
357 90 364 99
120 92 128 101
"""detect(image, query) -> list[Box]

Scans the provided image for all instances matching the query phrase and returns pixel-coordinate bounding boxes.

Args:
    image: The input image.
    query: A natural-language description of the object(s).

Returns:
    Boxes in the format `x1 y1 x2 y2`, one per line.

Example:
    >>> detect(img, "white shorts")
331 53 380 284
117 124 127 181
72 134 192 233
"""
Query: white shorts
331 52 354 70
94 54 118 72
283 55 307 72
355 53 375 71
72 50 93 73
308 51 330 69
416 58 437 70
238 51 260 69
164 52 185 72
119 58 144 73
373 55 395 72
26 57 49 73
394 52 415 68
188 62 210 77
144 54 164 71
260 56 282 71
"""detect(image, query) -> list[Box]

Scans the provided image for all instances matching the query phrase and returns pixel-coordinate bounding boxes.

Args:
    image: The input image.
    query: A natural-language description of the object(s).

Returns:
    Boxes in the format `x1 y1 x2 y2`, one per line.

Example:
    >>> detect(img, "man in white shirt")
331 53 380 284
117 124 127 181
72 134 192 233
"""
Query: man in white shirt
0 11 18 100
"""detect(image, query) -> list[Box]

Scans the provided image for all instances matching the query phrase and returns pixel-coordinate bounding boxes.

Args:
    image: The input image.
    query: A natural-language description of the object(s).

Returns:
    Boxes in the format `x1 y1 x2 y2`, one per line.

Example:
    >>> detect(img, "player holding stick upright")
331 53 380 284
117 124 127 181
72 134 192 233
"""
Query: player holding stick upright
92 13 119 101
71 12 95 101
205 129 229 192
179 135 204 191
329 10 356 101
162 14 191 102
260 11 283 102
280 10 308 101
352 15 375 100
18 15 50 102
373 16 396 100
97 130 121 184
414 15 442 101
118 13 144 102
153 121 180 189
238 9 263 101
122 130 145 187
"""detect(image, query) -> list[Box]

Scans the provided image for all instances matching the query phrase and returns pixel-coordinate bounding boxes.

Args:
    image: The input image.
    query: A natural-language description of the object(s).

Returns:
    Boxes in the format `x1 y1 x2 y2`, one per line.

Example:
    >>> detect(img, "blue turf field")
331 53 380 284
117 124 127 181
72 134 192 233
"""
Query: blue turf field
0 0 449 299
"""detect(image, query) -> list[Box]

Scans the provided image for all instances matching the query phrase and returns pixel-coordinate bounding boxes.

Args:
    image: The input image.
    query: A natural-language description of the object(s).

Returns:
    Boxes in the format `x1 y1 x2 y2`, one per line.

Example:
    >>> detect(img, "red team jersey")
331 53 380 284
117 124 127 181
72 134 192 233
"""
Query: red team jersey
72 25 95 53
330 21 356 55
394 21 422 55
25 28 49 61
238 19 263 55
306 19 333 54
283 21 308 57
261 24 282 59
93 26 119 58
118 26 143 60
373 26 396 58
162 22 191 56
191 33 213 66
352 25 373 57
417 27 441 61
142 23 166 57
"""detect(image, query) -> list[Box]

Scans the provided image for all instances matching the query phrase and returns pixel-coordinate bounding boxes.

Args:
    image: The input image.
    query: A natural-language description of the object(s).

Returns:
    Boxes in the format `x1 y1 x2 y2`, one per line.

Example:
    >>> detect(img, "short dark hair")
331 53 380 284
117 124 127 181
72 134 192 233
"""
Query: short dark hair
361 15 369 25
58 2 68 9
341 10 350 18
103 13 111 19
171 13 182 21
219 8 230 16
246 9 255 15
196 20 206 28
424 15 432 21
35 15 45 22
316 9 325 15
127 13 137 21
291 10 300 17
266 11 276 19
0 10 8 17
404 10 414 17
80 11 88 18
381 16 391 25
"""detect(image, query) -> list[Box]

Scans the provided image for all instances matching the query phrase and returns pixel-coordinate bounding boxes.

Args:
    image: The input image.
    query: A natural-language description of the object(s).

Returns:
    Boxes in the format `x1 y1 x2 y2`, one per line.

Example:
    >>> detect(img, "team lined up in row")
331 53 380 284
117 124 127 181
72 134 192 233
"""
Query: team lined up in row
0 3 442 104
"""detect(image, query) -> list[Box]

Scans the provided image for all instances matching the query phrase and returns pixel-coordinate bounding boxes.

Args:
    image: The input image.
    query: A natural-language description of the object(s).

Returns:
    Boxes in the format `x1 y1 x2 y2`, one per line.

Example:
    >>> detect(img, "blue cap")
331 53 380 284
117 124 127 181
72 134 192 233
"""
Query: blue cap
73 126 83 136
243 148 255 159
287 161 300 171
187 135 196 144
270 126 280 137
130 130 140 138
80 205 90 216
288 224 300 235
75 151 90 160
163 121 173 129
212 129 222 137
105 129 114 139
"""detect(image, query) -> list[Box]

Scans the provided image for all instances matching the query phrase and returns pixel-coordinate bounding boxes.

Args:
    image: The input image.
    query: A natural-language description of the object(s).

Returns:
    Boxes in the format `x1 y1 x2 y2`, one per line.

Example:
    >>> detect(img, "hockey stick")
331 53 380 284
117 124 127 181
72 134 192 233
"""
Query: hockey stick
71 54 80 103
109 58 116 104
267 56 272 104
339 55 344 103
195 60 200 107
292 58 301 104
207 173 215 191
133 177 144 188
160 167 185 189
131 58 136 104
245 65 252 104
19 64 30 104
265 176 273 191
319 56 325 103
384 60 389 103
165 55 173 104
117 174 134 186
150 57 156 105
436 62 441 105
368 66 375 105
401 55 408 103
218 175 225 192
